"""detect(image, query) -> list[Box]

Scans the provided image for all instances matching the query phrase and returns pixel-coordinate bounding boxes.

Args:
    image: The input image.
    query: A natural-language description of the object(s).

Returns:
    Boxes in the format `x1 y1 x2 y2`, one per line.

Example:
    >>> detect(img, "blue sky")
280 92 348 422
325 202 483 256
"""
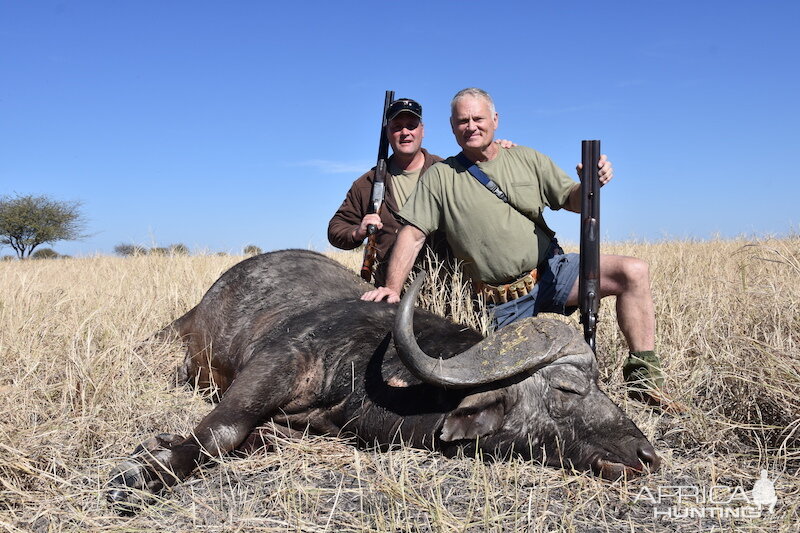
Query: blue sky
2 1 798 256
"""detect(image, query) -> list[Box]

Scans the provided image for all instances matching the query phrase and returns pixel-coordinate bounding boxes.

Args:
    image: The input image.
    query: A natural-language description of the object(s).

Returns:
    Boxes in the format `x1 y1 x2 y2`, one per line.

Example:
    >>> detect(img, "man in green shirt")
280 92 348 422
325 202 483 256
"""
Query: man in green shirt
362 87 679 412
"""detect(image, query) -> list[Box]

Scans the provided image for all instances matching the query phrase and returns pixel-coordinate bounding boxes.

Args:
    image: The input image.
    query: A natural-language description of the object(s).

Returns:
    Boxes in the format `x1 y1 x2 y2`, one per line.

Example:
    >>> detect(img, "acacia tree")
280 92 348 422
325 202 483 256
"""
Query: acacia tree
0 194 87 259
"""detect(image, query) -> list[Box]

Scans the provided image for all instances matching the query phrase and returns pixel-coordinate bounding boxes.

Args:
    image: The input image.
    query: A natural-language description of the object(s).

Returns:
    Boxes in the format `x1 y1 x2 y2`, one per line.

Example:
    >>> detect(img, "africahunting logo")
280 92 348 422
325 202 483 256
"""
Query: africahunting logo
635 470 778 520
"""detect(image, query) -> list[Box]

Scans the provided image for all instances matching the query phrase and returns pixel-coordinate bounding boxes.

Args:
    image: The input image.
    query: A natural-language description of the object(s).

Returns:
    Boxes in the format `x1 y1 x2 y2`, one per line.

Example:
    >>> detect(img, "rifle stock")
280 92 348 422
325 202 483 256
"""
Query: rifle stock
579 140 601 352
360 90 395 282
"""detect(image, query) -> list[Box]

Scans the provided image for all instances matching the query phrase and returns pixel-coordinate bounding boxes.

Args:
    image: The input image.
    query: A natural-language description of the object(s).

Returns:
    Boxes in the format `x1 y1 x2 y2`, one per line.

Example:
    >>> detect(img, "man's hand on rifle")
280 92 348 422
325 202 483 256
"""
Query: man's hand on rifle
565 154 613 213
353 214 383 241
575 154 614 186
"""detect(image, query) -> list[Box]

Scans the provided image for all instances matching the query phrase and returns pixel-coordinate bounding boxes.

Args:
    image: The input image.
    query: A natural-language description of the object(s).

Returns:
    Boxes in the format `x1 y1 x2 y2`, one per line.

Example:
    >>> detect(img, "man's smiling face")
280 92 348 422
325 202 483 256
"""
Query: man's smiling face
450 95 498 153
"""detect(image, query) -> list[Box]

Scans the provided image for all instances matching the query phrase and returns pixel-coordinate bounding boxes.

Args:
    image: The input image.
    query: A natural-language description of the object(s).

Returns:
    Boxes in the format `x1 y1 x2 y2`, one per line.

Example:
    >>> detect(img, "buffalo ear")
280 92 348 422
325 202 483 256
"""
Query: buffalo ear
440 390 506 442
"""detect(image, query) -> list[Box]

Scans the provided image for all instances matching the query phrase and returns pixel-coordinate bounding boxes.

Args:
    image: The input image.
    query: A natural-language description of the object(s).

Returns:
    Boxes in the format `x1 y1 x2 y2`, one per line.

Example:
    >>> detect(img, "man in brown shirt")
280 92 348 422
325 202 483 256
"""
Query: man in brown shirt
327 98 444 286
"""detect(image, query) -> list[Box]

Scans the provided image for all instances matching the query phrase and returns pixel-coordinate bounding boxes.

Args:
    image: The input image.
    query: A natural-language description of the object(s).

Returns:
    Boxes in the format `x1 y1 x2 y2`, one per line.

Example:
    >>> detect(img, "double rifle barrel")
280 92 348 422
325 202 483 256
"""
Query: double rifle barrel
579 140 601 353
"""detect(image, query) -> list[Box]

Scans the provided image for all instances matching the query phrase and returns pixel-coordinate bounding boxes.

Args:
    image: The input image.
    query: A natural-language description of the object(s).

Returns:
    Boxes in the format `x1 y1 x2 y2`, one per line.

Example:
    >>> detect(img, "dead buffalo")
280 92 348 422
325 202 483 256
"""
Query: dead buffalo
107 249 659 512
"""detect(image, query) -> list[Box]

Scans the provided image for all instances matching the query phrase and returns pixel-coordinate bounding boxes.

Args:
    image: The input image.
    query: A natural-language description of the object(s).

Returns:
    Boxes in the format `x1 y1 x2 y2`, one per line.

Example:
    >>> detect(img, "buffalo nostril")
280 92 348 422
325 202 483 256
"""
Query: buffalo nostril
638 446 661 471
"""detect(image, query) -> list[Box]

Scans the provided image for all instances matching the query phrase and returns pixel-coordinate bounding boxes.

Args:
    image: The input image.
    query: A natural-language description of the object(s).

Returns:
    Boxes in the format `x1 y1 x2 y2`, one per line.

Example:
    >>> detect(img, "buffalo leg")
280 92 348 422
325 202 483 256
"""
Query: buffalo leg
235 422 307 455
107 352 305 512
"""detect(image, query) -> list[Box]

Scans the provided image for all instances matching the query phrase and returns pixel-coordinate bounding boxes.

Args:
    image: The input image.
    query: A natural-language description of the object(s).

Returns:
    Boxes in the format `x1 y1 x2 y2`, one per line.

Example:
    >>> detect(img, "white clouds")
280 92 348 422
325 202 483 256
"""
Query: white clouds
291 159 371 174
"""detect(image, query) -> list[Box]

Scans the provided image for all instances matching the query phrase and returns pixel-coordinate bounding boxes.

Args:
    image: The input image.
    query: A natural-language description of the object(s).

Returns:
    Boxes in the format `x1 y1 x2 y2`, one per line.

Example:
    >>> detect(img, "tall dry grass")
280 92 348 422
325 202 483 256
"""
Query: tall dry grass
0 238 798 532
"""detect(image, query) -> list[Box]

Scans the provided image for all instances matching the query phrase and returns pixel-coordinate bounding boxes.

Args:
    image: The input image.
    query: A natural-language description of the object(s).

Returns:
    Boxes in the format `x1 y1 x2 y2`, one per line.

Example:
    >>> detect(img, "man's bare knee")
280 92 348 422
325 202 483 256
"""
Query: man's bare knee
623 257 650 284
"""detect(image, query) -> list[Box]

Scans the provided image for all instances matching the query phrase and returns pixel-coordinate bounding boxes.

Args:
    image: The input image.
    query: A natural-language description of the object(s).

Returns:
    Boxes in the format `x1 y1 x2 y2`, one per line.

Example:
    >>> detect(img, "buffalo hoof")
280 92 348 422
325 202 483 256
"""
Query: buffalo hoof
107 433 184 515
107 458 154 516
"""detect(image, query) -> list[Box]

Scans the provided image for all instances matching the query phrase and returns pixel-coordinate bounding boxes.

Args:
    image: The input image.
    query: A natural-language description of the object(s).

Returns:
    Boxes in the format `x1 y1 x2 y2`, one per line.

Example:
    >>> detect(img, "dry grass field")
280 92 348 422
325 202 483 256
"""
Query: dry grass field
1 237 798 532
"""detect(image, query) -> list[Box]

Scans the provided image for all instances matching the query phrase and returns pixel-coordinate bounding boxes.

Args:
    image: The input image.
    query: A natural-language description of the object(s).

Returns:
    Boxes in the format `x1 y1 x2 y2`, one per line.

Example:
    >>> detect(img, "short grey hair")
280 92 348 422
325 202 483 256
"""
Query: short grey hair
450 88 496 116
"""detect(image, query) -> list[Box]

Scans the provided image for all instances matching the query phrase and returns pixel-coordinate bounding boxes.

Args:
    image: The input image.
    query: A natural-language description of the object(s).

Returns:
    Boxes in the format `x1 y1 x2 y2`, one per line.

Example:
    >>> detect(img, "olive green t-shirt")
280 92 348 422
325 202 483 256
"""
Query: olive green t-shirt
388 164 422 209
399 146 576 284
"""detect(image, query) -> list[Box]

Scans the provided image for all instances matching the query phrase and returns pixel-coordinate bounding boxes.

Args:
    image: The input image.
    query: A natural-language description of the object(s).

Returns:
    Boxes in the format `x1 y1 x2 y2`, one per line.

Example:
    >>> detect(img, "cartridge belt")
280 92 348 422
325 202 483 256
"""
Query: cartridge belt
475 268 539 305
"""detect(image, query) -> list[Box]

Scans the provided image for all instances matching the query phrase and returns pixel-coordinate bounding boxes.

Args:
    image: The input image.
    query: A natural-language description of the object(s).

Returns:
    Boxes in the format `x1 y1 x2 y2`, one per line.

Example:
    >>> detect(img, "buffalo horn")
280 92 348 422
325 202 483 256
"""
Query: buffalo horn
393 272 577 388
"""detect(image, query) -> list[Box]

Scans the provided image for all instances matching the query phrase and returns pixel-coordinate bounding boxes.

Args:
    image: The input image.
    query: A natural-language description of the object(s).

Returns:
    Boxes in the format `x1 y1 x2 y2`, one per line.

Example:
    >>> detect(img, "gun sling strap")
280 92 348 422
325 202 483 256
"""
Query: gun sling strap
455 152 557 242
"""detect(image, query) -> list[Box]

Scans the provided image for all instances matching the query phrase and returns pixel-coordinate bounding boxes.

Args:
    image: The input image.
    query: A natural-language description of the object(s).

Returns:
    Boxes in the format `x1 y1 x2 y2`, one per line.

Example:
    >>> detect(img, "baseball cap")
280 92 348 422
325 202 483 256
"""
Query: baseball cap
386 98 422 121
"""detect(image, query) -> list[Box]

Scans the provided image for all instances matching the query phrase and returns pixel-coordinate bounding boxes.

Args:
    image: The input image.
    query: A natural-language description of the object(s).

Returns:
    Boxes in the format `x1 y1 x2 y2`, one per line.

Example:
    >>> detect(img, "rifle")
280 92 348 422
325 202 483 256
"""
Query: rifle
579 140 601 353
360 89 395 282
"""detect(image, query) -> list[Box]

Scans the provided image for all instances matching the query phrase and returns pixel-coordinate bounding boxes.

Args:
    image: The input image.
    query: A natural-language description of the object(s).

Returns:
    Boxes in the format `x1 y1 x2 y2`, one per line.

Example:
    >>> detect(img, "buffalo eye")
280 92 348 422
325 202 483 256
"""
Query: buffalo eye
547 374 590 418
551 375 589 397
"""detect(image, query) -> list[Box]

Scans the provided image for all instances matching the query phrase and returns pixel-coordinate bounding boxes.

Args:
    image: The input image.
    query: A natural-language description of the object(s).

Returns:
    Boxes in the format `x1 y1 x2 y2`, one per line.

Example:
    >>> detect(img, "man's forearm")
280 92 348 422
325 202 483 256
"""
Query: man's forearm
327 217 363 249
564 183 582 213
385 225 427 293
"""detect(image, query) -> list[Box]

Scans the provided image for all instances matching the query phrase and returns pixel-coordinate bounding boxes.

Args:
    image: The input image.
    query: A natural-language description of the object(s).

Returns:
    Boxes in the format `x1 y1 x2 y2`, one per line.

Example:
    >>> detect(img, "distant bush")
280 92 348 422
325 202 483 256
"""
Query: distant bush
1 255 16 261
115 243 190 257
114 243 147 257
243 245 262 255
31 248 60 259
169 243 190 256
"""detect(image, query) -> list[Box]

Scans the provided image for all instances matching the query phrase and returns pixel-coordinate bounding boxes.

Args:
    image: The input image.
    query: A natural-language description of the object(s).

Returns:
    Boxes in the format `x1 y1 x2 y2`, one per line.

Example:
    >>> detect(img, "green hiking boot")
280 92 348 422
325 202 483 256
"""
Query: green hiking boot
623 351 686 413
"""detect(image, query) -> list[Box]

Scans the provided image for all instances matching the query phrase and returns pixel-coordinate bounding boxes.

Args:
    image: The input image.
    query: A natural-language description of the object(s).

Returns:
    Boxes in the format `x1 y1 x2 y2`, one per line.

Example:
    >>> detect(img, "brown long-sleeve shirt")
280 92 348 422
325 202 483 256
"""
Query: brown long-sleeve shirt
327 148 446 285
